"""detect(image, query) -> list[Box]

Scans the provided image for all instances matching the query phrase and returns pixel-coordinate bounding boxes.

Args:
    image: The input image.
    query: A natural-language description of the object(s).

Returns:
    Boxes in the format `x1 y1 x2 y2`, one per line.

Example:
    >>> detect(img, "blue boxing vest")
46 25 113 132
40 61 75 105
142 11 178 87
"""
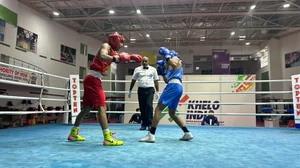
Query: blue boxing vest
166 67 183 83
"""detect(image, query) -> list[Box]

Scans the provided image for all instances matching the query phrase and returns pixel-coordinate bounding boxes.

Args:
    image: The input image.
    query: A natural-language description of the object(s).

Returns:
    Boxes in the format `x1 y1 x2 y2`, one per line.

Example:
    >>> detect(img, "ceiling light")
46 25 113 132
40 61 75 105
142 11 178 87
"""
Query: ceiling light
250 5 256 10
239 36 246 38
239 39 245 41
53 11 59 16
109 10 115 14
283 3 290 8
130 38 136 41
146 33 150 37
246 42 250 45
231 31 235 35
124 45 128 48
136 9 141 14
165 37 171 40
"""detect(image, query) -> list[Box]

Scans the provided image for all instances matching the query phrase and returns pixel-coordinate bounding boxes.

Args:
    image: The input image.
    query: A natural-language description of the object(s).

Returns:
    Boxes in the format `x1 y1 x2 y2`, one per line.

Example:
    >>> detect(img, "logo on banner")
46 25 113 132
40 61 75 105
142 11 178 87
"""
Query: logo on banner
292 75 300 119
232 75 255 92
159 95 221 124
70 75 81 118
184 95 220 124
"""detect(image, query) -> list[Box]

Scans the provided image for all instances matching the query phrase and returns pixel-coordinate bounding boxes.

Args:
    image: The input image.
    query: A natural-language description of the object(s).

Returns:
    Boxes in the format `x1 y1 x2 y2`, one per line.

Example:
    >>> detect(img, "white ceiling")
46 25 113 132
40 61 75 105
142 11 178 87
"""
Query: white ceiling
18 0 300 47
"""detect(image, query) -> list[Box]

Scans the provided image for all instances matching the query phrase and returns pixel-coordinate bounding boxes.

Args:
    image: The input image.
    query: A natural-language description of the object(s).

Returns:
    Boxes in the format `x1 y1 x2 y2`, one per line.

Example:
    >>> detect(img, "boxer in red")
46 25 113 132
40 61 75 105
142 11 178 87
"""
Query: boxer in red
68 32 142 146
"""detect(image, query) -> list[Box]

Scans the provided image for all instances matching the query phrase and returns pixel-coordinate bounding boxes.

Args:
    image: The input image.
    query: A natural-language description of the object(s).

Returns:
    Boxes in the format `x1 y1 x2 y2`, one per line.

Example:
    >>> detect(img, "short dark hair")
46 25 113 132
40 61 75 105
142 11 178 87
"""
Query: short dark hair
136 108 140 112
209 110 214 113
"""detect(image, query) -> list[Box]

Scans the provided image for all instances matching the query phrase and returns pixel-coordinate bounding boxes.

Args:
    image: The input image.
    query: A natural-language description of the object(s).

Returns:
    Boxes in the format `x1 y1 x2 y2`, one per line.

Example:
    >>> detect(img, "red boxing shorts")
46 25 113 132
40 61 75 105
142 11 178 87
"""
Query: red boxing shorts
82 75 106 107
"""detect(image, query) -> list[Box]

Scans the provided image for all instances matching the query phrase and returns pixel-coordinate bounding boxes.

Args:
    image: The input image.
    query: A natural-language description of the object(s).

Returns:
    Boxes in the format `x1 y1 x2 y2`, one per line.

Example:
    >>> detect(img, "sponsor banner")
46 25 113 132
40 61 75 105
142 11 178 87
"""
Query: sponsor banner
124 75 256 127
0 65 38 84
291 75 300 120
212 49 230 74
70 75 81 124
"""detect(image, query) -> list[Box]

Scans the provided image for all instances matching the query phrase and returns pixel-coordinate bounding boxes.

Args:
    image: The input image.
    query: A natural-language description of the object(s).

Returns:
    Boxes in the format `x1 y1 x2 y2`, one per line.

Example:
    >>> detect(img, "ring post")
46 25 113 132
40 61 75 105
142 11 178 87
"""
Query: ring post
39 72 45 112
63 80 70 124
291 74 300 128
69 75 81 124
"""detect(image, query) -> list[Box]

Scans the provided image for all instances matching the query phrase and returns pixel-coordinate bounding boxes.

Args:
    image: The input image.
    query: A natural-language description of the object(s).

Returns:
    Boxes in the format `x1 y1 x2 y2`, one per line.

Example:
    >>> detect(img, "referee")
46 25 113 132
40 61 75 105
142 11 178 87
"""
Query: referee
128 56 159 130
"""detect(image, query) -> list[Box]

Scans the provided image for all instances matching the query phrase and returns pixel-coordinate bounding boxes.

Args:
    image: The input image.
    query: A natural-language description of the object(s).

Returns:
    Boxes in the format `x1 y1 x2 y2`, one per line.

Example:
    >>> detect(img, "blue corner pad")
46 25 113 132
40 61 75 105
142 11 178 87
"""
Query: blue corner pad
287 109 294 114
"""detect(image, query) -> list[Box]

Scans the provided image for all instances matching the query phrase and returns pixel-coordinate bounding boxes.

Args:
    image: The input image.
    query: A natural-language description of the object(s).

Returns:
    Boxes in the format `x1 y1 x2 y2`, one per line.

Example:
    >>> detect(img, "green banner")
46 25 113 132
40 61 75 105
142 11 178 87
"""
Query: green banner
0 5 17 27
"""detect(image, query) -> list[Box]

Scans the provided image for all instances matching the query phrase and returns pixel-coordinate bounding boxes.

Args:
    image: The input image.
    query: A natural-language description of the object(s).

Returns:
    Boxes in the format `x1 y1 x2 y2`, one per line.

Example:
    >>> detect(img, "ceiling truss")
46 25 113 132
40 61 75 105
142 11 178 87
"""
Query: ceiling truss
18 0 300 46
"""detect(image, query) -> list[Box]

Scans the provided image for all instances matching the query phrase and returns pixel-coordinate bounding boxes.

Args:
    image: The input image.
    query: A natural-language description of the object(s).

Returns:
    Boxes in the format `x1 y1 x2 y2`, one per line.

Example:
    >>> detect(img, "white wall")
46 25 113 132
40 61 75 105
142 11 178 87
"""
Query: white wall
255 31 300 104
116 45 260 93
0 0 110 108
279 31 300 99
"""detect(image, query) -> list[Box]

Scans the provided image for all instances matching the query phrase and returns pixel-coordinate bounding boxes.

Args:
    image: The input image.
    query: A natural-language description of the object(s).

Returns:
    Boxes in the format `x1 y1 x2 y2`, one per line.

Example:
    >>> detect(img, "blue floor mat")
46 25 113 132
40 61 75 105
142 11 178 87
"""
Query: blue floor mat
0 124 299 168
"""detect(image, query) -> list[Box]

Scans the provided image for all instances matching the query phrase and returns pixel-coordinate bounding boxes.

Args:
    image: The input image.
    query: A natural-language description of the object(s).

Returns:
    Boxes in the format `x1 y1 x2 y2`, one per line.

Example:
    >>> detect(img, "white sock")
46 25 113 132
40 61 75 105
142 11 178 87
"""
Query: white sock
103 129 110 132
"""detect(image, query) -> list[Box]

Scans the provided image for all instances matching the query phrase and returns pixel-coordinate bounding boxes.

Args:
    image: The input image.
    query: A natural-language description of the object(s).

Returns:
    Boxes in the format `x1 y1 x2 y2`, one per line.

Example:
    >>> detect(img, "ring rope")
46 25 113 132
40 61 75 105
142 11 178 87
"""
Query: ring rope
0 111 71 115
86 90 292 95
0 95 67 101
91 79 292 83
88 111 294 116
101 100 294 105
0 62 69 80
0 110 292 116
0 79 69 91
39 72 45 112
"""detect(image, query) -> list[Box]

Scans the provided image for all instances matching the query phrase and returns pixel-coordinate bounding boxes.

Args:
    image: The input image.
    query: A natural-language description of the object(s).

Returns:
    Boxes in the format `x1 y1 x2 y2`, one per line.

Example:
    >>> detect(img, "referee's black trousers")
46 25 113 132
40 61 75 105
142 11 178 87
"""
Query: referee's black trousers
137 87 155 127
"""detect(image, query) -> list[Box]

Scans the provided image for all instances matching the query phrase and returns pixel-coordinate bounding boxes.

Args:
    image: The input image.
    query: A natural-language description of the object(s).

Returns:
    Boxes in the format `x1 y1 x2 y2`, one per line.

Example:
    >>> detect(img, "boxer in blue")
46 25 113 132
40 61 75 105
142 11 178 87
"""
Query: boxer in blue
139 47 194 143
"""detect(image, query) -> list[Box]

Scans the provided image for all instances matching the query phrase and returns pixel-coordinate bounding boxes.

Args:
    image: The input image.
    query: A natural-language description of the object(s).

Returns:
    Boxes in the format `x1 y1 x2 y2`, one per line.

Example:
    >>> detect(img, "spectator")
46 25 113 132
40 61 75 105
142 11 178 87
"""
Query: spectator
201 110 219 126
129 108 141 124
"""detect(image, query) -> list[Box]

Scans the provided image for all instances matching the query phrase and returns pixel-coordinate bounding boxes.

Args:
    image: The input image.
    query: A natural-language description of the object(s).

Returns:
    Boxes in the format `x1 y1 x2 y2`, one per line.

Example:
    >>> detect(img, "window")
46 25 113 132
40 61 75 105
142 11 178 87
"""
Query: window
79 67 86 79
80 43 88 55
261 71 270 96
0 54 9 63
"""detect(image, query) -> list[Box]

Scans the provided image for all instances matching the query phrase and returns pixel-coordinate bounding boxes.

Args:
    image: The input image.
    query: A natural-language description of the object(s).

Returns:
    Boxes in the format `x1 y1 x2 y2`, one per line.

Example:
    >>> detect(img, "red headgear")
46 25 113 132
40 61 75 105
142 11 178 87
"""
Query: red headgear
108 32 124 51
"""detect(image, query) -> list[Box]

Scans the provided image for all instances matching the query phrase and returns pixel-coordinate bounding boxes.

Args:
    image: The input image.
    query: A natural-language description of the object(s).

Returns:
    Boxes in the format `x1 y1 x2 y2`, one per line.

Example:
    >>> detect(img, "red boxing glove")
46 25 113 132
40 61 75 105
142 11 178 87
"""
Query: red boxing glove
130 54 143 63
115 52 131 63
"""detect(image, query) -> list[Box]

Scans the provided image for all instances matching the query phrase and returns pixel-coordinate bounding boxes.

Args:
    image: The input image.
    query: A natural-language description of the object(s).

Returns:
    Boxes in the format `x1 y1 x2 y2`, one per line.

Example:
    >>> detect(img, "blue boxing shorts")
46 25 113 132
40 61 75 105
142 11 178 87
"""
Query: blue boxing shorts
158 79 183 110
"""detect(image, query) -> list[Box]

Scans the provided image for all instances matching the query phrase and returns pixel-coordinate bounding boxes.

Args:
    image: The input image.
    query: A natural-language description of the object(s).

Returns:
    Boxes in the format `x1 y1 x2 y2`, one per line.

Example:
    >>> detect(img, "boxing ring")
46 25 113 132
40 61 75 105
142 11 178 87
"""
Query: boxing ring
1 62 300 168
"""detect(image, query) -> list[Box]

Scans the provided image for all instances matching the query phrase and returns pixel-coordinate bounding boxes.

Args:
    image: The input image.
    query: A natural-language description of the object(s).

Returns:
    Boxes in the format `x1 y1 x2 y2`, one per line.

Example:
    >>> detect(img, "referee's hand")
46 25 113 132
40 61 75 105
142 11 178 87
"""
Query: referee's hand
128 91 132 98
155 92 160 100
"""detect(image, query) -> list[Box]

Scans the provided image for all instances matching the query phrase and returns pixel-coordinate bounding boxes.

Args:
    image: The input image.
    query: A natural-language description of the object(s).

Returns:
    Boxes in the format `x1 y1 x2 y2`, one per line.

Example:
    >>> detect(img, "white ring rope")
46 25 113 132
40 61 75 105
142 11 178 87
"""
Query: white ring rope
97 100 294 105
0 111 71 115
39 72 45 112
0 62 296 120
82 90 292 95
88 111 294 116
0 95 67 101
88 79 292 83
0 79 69 91
0 110 292 116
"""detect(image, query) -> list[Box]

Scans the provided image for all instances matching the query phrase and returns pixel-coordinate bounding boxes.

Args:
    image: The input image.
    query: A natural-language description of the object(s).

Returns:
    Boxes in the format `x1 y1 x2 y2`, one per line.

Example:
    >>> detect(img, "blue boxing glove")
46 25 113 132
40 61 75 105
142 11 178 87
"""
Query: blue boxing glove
170 50 180 58
156 60 166 76
158 47 172 61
